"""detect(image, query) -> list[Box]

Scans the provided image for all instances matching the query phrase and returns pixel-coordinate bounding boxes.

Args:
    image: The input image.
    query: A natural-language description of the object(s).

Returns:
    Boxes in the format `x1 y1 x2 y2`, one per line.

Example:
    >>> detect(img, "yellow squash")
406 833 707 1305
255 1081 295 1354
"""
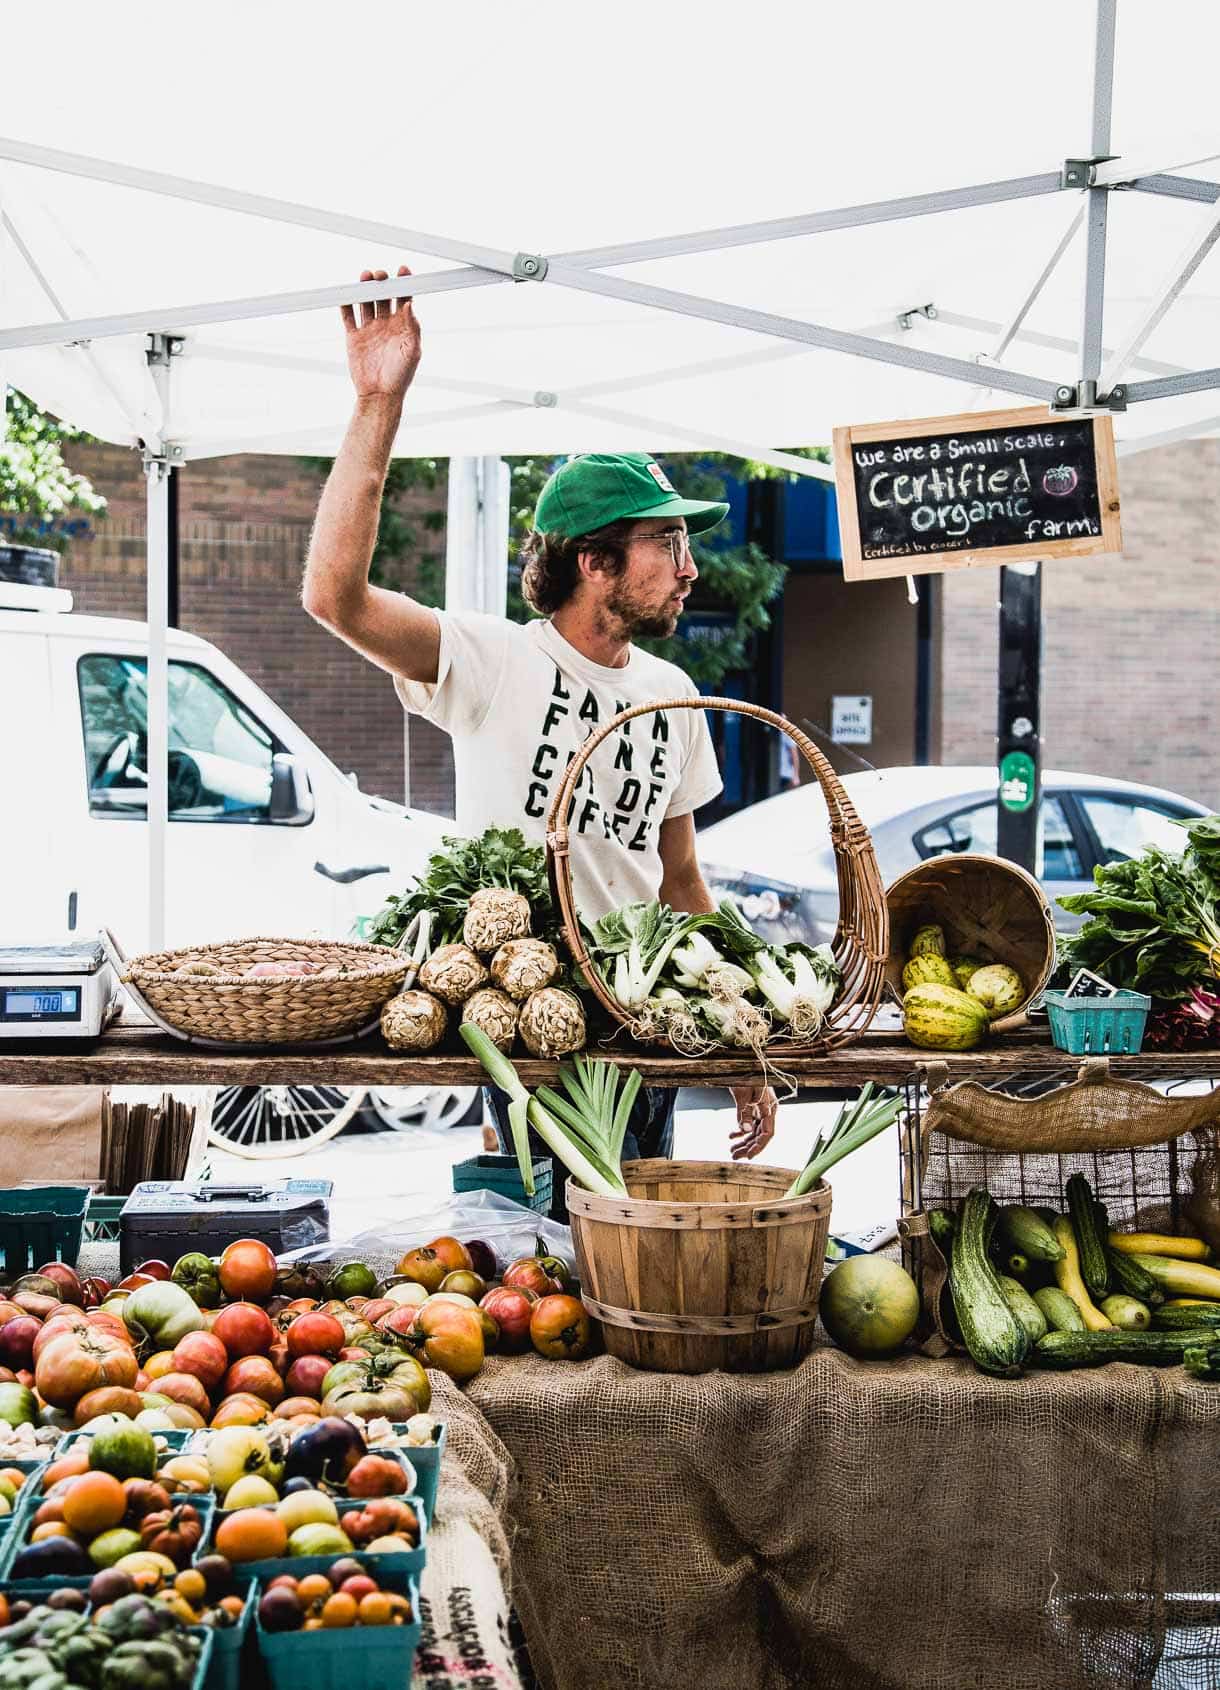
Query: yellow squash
1109 1231 1211 1262
1053 1216 1113 1331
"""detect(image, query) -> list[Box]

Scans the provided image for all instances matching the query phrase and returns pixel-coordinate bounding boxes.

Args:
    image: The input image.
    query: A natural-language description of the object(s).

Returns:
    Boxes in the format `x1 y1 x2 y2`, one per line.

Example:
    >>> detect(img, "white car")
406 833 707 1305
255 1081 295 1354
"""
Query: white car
698 765 1212 947
1 581 448 949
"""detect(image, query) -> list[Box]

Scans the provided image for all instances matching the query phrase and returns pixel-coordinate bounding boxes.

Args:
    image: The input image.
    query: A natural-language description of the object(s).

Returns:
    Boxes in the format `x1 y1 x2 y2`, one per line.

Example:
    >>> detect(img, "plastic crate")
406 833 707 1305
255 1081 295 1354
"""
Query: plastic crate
256 1568 421 1690
0 1187 89 1276
0 1491 215 1586
451 1153 553 1213
201 1580 257 1690
82 1194 127 1244
221 1495 427 1584
1044 989 1152 1055
0 1459 48 1539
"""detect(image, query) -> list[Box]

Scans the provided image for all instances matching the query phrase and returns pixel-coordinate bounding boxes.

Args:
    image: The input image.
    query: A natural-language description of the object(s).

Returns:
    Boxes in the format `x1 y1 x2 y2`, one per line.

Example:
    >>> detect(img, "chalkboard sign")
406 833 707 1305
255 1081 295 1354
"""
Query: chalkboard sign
833 406 1121 581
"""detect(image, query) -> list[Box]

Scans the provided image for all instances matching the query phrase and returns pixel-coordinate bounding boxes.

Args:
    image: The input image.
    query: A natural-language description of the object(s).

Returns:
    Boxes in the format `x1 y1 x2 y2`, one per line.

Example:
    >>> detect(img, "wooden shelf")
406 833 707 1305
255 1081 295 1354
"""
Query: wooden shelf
2 1022 1218 1089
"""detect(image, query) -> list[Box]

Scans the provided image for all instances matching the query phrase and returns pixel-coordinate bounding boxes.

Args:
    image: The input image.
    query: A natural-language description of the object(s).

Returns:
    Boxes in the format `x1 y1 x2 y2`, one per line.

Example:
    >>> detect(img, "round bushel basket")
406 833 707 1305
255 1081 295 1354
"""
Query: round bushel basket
885 852 1055 1027
567 1159 832 1373
547 697 888 1053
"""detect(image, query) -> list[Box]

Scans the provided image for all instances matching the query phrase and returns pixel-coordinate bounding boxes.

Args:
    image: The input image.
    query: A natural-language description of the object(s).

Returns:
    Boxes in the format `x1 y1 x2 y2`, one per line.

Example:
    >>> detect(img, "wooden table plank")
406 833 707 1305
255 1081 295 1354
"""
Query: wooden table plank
1 1023 1217 1088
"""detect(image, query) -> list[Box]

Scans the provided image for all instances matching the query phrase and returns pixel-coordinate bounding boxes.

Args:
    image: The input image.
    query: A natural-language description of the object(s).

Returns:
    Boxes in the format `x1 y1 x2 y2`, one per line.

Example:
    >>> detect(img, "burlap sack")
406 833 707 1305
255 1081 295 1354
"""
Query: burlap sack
467 1349 1220 1690
901 1058 1220 1348
412 1373 520 1689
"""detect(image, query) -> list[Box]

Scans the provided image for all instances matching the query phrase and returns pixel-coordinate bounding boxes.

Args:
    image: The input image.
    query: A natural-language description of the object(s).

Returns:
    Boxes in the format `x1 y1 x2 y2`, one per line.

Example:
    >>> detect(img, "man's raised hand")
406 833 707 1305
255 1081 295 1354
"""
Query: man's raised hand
340 266 422 402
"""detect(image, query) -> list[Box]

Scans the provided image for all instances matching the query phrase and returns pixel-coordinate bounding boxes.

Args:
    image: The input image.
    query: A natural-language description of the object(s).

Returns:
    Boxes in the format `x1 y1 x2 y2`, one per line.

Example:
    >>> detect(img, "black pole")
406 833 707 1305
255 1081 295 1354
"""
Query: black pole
914 575 934 764
995 563 1042 872
746 478 785 800
166 463 180 630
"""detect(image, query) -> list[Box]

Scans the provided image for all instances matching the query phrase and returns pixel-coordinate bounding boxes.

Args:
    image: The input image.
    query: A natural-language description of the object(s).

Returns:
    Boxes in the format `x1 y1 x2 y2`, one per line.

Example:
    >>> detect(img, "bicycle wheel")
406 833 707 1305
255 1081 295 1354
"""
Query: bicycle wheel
207 1085 366 1159
368 1087 481 1132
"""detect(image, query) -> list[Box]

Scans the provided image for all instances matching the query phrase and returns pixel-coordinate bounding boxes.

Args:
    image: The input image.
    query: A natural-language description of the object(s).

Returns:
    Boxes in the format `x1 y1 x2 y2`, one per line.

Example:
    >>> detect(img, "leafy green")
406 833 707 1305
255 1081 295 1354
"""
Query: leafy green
1057 825 1220 999
368 826 558 951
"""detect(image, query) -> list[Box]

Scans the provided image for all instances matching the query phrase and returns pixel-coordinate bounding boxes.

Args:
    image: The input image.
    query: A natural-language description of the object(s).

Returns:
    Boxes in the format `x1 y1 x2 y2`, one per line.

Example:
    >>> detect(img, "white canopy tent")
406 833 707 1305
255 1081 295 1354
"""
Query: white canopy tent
3 0 1220 943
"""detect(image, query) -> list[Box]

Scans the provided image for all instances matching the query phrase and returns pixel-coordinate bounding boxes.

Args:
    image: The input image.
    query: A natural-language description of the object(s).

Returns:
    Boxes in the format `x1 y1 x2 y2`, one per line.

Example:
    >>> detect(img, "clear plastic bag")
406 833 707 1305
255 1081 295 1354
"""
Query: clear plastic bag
282 1187 575 1275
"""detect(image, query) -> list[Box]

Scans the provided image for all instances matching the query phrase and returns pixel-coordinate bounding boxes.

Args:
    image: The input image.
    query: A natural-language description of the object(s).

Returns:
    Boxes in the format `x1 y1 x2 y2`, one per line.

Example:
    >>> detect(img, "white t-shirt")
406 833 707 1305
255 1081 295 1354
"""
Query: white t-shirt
394 613 722 921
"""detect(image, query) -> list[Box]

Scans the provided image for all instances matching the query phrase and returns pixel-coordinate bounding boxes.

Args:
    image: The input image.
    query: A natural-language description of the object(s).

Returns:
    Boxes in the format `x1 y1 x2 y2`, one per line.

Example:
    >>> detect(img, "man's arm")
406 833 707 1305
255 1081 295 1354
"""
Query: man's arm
301 267 440 684
657 814 778 1158
658 813 715 914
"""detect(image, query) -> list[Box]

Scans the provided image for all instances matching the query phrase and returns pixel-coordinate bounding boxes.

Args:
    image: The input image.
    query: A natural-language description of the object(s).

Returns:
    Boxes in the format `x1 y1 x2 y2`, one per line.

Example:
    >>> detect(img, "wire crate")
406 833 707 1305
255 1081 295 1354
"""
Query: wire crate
898 1064 1220 1328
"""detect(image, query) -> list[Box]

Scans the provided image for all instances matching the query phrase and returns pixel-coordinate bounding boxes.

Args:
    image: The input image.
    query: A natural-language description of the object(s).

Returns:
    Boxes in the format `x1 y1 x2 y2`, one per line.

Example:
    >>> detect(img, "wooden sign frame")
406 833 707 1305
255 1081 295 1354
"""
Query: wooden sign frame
833 405 1122 582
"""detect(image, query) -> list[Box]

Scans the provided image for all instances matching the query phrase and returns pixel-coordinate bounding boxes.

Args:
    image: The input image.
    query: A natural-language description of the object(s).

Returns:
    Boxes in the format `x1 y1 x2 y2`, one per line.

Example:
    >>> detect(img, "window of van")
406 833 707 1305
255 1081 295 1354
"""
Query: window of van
78 656 277 822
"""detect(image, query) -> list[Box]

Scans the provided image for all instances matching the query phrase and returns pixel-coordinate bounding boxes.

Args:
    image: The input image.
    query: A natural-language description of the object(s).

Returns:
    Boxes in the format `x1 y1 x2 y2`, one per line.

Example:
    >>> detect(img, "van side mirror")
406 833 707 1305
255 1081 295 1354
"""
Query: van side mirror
270 753 315 824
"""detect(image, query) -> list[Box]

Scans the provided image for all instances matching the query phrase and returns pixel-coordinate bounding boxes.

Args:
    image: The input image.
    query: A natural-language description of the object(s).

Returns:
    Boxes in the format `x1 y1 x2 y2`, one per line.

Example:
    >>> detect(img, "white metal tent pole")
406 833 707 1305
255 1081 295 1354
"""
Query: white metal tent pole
1098 197 1220 392
144 454 170 951
1079 0 1117 393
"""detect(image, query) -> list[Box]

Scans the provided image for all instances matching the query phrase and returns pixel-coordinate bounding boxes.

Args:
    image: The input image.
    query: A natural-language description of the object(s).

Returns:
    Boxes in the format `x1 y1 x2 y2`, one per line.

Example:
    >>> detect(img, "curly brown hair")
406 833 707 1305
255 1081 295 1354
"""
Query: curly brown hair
519 518 636 614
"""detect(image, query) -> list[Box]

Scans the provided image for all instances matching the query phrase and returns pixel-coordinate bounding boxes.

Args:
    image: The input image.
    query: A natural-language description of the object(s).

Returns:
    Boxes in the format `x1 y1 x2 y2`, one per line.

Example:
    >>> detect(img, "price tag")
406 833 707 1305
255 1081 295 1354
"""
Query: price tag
1064 967 1120 1000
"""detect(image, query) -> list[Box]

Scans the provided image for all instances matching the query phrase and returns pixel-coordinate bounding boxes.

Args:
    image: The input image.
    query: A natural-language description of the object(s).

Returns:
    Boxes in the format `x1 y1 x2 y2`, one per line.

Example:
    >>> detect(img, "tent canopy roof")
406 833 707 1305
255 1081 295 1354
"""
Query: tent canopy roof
3 1 1219 463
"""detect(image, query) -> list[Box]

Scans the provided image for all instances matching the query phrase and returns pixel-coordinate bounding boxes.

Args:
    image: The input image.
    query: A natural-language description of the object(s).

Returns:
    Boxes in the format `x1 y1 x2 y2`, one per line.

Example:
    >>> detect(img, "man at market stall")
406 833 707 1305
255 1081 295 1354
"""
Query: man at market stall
302 267 778 1206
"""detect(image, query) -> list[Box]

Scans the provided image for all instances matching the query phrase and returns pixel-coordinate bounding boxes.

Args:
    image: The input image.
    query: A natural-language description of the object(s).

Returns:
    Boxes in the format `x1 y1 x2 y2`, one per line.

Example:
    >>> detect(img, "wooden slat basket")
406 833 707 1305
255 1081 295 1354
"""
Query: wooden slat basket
567 1159 832 1373
884 852 1056 1031
546 697 888 1053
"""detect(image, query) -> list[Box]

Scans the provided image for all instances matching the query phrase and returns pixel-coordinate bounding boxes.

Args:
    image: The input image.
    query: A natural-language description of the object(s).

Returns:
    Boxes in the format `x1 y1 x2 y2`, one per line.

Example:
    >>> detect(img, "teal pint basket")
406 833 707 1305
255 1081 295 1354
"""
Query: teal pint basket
1044 989 1152 1055
452 1152 553 1213
82 1194 127 1244
256 1568 421 1690
0 1187 89 1276
201 1580 257 1690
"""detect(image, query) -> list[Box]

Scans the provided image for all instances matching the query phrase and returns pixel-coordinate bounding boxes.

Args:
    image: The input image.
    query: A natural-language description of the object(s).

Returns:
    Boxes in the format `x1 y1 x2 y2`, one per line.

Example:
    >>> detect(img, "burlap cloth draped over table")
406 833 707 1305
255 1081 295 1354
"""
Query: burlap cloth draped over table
462 1349 1220 1690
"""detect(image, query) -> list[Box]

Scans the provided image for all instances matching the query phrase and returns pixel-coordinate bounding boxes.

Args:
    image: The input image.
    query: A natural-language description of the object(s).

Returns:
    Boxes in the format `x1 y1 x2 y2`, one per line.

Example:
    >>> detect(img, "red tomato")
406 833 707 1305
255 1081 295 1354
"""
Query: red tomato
502 1256 568 1297
218 1240 278 1304
285 1313 346 1360
479 1286 537 1354
529 1295 592 1361
223 1355 284 1407
212 1302 275 1360
134 1260 173 1282
171 1331 229 1392
34 1328 140 1409
284 1355 332 1400
149 1371 212 1417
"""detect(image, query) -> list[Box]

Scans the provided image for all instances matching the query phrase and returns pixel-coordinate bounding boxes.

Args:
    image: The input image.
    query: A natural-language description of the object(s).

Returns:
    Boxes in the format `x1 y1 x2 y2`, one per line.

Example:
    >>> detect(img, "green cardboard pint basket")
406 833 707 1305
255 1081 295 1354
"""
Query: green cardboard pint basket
1044 988 1151 1055
202 1580 257 1690
256 1568 421 1690
0 1186 89 1276
451 1152 553 1213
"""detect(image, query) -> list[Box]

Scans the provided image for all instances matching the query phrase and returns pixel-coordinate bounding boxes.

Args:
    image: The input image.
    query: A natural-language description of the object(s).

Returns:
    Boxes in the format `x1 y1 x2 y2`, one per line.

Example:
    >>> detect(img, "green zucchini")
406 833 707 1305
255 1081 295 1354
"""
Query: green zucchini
928 1208 956 1257
1066 1174 1109 1299
1183 1343 1220 1381
1152 1303 1220 1331
997 1275 1048 1342
1033 1286 1086 1333
1034 1328 1215 1369
1106 1247 1164 1307
998 1205 1064 1263
949 1188 1030 1377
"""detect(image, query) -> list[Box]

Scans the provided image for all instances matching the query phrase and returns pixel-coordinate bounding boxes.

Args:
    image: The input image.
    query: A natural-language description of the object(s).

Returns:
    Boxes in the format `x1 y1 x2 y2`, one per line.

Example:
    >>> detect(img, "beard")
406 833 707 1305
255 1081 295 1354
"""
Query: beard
603 575 682 639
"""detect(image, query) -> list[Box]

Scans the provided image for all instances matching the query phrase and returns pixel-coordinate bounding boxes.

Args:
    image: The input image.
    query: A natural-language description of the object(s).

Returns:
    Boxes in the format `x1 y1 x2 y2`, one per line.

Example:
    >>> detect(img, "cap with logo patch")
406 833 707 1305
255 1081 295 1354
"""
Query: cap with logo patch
533 452 729 539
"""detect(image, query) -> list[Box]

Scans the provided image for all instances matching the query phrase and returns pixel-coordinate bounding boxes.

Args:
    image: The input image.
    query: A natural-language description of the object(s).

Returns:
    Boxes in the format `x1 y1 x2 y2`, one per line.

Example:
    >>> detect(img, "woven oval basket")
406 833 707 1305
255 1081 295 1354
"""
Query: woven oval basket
115 936 411 1046
884 852 1055 1029
545 697 888 1053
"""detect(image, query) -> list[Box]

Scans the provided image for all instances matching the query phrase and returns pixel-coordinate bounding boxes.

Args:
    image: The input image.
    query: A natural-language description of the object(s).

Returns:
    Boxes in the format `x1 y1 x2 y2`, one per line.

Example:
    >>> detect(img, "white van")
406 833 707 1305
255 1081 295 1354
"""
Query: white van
0 583 449 950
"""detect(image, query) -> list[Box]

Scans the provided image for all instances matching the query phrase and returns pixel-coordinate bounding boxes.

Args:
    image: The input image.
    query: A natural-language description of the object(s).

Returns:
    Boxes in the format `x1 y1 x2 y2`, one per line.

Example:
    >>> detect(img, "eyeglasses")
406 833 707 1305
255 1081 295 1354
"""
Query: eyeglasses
644 528 692 569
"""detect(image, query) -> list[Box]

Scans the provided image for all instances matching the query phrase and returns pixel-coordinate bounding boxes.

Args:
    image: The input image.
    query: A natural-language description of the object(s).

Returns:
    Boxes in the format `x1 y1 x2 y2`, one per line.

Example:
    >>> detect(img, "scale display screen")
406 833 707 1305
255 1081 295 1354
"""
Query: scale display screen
1 987 82 1022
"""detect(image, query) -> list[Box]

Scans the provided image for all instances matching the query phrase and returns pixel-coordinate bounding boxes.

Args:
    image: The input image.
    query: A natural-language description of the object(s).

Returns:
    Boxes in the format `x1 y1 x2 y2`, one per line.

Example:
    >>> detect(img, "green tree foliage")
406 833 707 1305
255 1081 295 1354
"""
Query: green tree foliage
1 388 106 550
308 447 829 689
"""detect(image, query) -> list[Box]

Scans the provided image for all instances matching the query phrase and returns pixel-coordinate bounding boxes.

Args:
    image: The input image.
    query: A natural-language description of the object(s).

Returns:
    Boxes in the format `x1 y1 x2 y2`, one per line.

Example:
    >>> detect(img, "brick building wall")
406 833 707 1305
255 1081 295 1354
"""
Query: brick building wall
938 438 1219 806
57 444 457 815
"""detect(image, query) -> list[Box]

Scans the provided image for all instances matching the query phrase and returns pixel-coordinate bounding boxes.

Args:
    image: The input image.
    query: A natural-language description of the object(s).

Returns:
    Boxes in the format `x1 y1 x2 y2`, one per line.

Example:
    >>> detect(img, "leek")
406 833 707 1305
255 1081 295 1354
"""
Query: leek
460 1024 631 1197
784 1084 904 1198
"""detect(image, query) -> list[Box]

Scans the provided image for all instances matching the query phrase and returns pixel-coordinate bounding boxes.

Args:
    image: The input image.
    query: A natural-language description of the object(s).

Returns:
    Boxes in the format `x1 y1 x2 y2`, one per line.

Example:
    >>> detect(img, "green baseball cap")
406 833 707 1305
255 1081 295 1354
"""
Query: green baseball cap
533 452 729 539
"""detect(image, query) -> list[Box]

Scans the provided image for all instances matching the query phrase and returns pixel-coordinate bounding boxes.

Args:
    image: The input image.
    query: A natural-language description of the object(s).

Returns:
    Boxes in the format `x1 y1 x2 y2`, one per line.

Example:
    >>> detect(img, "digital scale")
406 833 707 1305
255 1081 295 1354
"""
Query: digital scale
0 939 121 1041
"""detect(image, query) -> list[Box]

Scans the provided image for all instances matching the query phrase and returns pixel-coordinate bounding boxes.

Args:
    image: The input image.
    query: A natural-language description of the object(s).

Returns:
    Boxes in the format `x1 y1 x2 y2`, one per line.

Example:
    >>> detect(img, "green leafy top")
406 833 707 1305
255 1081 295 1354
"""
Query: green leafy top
368 826 558 951
1057 816 1220 999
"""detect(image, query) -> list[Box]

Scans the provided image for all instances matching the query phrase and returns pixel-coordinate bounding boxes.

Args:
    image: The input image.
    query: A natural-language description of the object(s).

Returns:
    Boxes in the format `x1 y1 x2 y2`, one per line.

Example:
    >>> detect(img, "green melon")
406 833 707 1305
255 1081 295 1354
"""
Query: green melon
820 1257 920 1357
966 964 1025 1020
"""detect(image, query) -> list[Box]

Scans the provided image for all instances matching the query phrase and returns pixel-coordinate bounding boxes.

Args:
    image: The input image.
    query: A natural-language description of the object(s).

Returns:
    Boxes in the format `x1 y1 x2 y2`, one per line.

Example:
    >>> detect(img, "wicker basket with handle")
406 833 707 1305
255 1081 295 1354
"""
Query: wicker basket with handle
106 931 411 1048
545 697 888 1052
